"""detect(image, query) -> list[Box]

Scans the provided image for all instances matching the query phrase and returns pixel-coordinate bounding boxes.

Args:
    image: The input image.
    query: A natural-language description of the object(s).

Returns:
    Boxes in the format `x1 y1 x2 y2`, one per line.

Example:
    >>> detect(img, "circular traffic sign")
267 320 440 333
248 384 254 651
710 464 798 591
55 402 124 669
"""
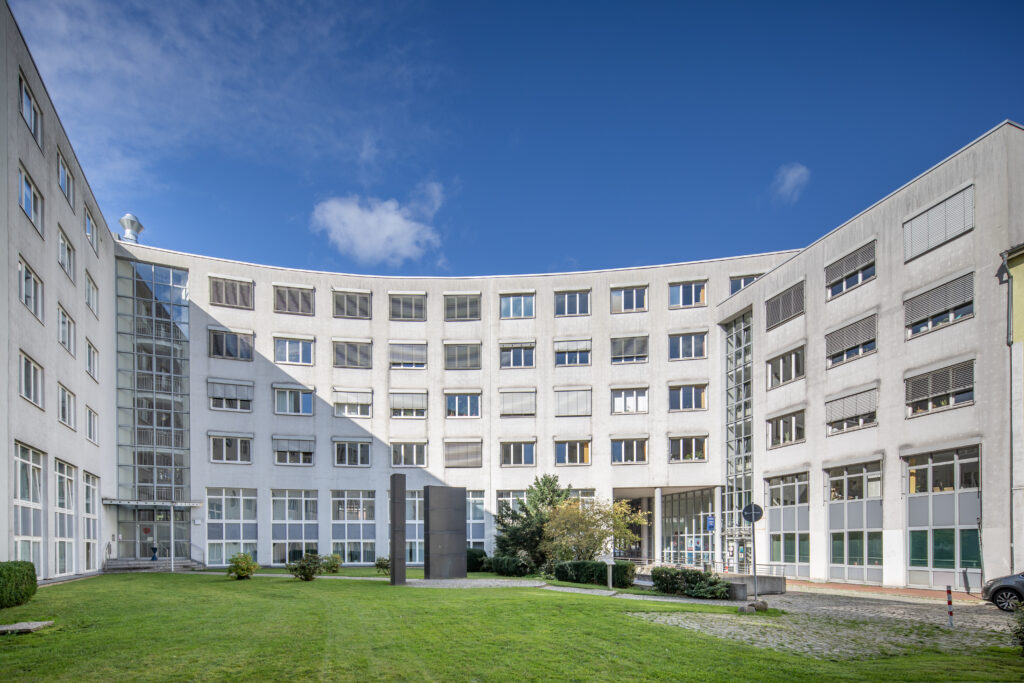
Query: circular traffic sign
741 503 763 523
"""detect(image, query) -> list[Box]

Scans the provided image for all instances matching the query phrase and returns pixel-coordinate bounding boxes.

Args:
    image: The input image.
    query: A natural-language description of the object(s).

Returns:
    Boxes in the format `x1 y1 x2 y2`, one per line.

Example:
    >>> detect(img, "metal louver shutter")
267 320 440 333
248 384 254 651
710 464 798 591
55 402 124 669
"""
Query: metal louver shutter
905 360 974 402
390 343 427 365
825 242 876 285
825 389 878 423
904 273 974 325
334 390 371 405
500 391 536 415
950 360 974 392
208 381 254 400
825 315 877 356
444 441 482 468
554 339 591 353
390 392 427 410
272 437 314 452
903 186 975 261
766 282 805 330
555 389 592 416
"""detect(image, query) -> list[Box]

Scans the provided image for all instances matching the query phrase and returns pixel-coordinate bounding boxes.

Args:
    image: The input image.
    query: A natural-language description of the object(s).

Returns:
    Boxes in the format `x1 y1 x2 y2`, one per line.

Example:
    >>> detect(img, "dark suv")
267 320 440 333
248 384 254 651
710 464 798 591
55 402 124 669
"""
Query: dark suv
981 573 1024 611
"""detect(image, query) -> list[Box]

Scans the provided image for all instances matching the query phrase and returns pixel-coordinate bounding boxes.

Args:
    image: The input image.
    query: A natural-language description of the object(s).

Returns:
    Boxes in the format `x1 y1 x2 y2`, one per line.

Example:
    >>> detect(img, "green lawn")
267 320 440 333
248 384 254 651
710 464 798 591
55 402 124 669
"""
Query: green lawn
0 574 1020 681
195 566 500 579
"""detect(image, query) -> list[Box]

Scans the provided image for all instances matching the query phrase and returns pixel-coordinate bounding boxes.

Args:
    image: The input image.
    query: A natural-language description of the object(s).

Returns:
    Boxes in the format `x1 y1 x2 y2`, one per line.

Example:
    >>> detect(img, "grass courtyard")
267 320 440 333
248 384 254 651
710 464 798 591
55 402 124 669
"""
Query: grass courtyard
0 573 1021 681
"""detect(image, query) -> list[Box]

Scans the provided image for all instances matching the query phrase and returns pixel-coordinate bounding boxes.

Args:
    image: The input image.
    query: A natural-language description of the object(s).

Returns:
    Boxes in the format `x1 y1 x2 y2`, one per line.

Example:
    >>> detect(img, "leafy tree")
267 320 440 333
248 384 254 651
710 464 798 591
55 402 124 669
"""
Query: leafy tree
541 499 649 563
494 474 571 568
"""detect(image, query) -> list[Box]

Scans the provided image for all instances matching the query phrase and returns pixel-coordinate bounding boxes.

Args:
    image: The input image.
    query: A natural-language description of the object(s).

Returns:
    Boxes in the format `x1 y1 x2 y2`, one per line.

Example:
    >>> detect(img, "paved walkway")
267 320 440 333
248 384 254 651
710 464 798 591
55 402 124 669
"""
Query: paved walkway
786 579 985 605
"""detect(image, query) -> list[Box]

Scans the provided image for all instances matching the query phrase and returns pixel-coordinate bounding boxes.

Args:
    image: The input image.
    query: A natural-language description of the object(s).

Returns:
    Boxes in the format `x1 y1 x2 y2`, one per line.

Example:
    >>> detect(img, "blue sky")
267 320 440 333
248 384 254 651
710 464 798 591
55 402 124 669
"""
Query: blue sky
12 0 1024 276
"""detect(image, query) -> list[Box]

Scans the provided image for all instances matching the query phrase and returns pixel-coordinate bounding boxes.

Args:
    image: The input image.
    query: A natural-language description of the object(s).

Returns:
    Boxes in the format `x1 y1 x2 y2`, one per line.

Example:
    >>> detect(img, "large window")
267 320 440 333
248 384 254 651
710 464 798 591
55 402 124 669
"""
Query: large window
208 380 253 412
85 272 99 315
767 346 804 389
669 384 706 411
18 167 42 231
57 152 75 204
271 490 318 564
58 230 76 281
445 343 481 370
556 440 590 465
13 444 43 572
828 463 883 579
669 436 706 462
406 491 424 563
444 294 480 321
332 490 375 563
500 342 535 368
826 241 876 299
467 491 485 549
669 281 706 308
611 286 647 313
730 275 758 294
334 290 371 319
905 360 974 417
274 285 314 315
903 186 974 262
333 390 371 417
446 392 481 417
19 352 43 406
390 343 427 369
765 282 804 330
209 330 253 361
826 315 876 368
611 438 647 464
611 336 648 364
274 337 314 365
18 258 43 320
390 294 426 321
555 290 589 316
499 390 536 417
19 75 42 143
554 339 590 366
444 441 483 468
210 435 252 464
273 437 315 465
497 490 527 512
390 392 427 418
767 473 810 575
58 306 76 355
57 384 76 429
611 388 648 414
335 441 371 467
392 442 427 467
554 388 591 417
333 341 372 369
207 488 258 565
501 442 535 466
826 389 878 435
500 293 534 319
767 411 804 448
83 473 99 571
54 461 76 576
669 332 706 360
274 388 314 415
905 273 974 338
209 277 254 309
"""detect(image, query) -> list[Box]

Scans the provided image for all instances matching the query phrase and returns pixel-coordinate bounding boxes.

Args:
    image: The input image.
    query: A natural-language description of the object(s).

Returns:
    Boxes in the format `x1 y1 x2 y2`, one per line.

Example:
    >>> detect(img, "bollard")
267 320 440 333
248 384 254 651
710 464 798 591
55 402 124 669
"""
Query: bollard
946 585 954 628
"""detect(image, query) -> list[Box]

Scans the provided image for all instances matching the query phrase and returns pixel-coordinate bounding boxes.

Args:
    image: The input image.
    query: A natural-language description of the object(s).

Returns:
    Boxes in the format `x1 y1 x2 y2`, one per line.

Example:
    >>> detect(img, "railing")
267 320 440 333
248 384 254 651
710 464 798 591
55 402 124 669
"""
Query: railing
620 557 787 577
190 543 205 567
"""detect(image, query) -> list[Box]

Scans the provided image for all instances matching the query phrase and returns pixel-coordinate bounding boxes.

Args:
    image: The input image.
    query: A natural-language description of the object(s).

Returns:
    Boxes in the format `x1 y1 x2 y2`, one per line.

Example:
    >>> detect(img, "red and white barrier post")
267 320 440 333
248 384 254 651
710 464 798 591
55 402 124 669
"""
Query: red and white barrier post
946 585 954 628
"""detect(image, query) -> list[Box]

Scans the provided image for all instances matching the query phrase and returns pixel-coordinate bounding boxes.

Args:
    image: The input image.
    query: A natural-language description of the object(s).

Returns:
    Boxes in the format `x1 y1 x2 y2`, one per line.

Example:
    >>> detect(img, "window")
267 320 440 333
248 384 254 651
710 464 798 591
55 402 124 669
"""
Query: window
555 290 590 316
904 186 974 262
611 336 648 364
730 275 758 294
446 393 480 417
445 343 481 370
612 438 647 464
58 230 75 280
467 491 485 549
58 306 75 355
669 281 706 308
390 294 426 321
611 388 648 414
826 389 878 435
271 489 318 564
445 441 483 468
905 273 974 338
86 340 98 379
84 209 97 251
274 337 313 365
554 339 590 366
556 440 590 465
334 441 371 467
390 343 427 369
18 167 42 230
333 390 371 417
768 411 805 447
499 390 536 416
86 407 99 443
501 442 535 466
334 290 371 319
767 473 810 568
611 286 647 313
209 329 253 360
208 380 253 412
275 388 314 415
500 342 535 368
906 360 974 416
273 437 315 465
58 384 75 428
826 242 876 298
669 332 706 360
670 436 707 462
767 346 804 389
19 352 43 406
19 75 41 143
85 272 99 316
392 442 426 467
273 285 314 315
209 277 254 309
333 341 372 369
765 282 804 330
554 388 592 417
497 490 527 512
58 153 75 204
390 392 427 418
444 294 480 321
207 488 258 565
332 490 375 563
18 258 43 320
83 473 99 571
500 293 534 319
54 461 75 576
669 384 706 411
13 444 43 571
406 491 424 563
826 315 877 367
829 462 882 501
210 435 253 463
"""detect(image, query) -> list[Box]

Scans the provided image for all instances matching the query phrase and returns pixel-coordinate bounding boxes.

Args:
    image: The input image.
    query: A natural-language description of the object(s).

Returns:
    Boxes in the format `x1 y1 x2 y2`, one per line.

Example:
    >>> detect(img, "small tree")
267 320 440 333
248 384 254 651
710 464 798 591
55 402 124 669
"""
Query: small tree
494 474 571 569
320 553 342 574
374 556 390 576
542 499 648 563
226 552 260 580
287 553 323 581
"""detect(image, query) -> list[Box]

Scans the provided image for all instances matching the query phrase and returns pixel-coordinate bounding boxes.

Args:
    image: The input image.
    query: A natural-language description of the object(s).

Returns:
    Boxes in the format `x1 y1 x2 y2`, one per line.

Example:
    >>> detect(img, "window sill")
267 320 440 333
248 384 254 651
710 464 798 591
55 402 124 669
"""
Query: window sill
445 415 481 420
334 413 370 419
767 376 805 392
554 313 591 318
390 366 427 371
58 421 76 432
210 302 256 311
669 407 709 413
210 460 253 465
500 366 536 370
334 365 372 370
611 310 648 315
556 462 591 466
827 349 876 370
392 464 427 468
212 408 253 414
668 356 708 362
210 356 254 362
826 423 877 437
501 463 536 468
767 439 806 450
444 367 483 371
390 415 426 420
334 463 371 468
612 411 649 416
906 400 974 419
556 364 592 369
826 275 875 302
274 311 316 317
905 314 974 341
274 413 315 417
274 362 315 367
20 394 44 411
611 461 648 466
274 462 314 467
669 458 708 464
87 372 99 385
500 316 536 321
334 314 372 321
500 413 536 418
610 359 649 365
389 318 427 322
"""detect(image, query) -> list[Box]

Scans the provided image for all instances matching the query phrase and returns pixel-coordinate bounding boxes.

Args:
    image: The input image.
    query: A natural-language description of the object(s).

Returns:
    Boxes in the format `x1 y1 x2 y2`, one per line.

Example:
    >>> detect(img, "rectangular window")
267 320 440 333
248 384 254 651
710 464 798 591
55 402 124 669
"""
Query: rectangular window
497 490 527 512
392 442 427 467
209 277 254 309
54 460 75 576
444 343 481 370
554 388 592 417
334 390 372 417
209 329 254 360
826 241 876 298
273 438 315 465
767 473 809 507
58 306 75 355
19 352 43 406
500 293 534 319
18 258 43 320
669 384 707 411
500 342 535 368
334 441 371 467
554 339 590 366
669 436 707 462
905 360 974 416
58 384 75 428
274 285 314 315
765 282 804 330
611 438 647 464
668 332 706 360
501 442 535 466
210 435 253 463
445 441 482 468
555 290 590 316
611 286 647 313
83 472 99 571
499 390 536 416
275 388 314 415
333 341 372 369
390 294 426 321
390 392 427 418
555 440 590 465
467 490 485 549
331 490 376 563
446 393 481 417
611 336 648 364
611 388 648 414
334 290 371 319
826 389 878 435
207 487 259 565
444 294 480 321
390 342 427 369
58 153 75 203
767 411 805 448
18 167 42 230
19 75 41 143
271 489 317 563
904 186 974 262
828 462 882 501
848 531 865 566
826 315 877 367
84 209 97 251
86 407 99 443
905 273 974 338
767 346 804 389
274 337 313 365
669 281 706 308
208 381 254 412
58 230 76 280
13 444 43 572
85 272 99 316
730 275 758 294
86 340 99 379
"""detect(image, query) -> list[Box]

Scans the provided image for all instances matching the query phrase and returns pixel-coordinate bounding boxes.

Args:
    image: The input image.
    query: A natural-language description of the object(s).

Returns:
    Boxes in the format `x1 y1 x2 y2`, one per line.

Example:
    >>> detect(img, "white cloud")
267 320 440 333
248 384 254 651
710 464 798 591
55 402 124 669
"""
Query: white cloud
311 183 443 267
770 162 811 204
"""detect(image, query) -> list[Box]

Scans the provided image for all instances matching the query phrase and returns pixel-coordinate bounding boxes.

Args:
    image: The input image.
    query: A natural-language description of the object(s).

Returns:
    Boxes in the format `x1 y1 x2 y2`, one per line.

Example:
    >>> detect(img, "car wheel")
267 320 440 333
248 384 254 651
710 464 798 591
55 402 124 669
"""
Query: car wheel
992 588 1022 612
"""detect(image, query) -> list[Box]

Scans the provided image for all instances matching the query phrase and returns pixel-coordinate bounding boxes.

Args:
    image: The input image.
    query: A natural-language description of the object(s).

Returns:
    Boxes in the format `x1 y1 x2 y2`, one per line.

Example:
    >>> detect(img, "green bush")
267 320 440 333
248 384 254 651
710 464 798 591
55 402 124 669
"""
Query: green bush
0 561 37 608
1013 605 1024 656
225 553 259 580
374 556 390 576
491 553 532 577
479 555 492 572
467 548 488 572
554 560 635 588
650 566 729 599
320 554 342 574
286 553 323 581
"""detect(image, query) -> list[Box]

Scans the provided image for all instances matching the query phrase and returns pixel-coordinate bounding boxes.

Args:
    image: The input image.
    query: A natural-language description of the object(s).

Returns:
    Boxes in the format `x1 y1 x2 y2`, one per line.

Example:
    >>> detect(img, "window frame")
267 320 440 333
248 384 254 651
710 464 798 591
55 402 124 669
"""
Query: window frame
611 387 649 415
57 305 76 356
333 341 372 369
554 290 590 317
767 346 805 390
86 340 99 381
500 441 536 467
445 392 481 418
274 337 314 366
555 440 591 466
84 208 98 253
334 290 372 319
19 352 43 407
611 438 648 464
209 435 253 464
208 329 254 361
334 441 371 467
668 332 707 361
18 258 44 321
85 272 99 317
767 411 805 449
668 384 707 411
669 436 707 462
391 442 427 467
274 388 315 416
57 384 76 429
610 336 648 364
273 285 315 316
18 166 43 232
209 277 254 310
444 343 482 370
57 229 76 281
500 342 535 369
57 152 75 205
444 294 481 321
389 294 426 321
610 286 647 314
729 275 758 295
19 74 42 145
668 281 707 309
500 293 535 320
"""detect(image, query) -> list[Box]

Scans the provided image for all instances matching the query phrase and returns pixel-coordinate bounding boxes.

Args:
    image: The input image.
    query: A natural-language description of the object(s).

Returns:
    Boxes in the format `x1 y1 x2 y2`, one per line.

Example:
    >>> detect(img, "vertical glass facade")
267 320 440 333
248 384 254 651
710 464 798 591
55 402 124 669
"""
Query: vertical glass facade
662 489 716 566
723 312 753 571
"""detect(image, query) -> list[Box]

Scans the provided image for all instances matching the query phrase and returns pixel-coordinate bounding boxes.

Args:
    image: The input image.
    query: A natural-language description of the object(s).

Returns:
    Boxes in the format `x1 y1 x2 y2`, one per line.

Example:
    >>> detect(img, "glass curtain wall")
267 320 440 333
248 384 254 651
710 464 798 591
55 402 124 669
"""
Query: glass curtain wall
662 489 716 566
723 312 753 571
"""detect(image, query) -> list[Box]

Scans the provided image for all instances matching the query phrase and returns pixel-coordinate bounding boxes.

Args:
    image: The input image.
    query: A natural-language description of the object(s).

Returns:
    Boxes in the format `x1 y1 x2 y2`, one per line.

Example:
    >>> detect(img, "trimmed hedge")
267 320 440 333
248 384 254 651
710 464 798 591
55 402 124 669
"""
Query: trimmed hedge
0 561 37 608
650 566 730 599
554 560 636 589
491 554 531 577
467 548 488 572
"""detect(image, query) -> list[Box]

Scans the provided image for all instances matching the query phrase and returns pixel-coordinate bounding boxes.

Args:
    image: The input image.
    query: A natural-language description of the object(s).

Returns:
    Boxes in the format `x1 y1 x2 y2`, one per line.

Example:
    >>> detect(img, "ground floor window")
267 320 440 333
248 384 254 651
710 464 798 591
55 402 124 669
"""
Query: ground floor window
332 490 375 563
207 488 258 565
827 462 883 582
766 473 810 577
14 443 43 573
406 491 424 563
273 542 318 564
467 490 485 549
83 473 99 572
661 489 715 566
271 489 318 564
769 532 809 564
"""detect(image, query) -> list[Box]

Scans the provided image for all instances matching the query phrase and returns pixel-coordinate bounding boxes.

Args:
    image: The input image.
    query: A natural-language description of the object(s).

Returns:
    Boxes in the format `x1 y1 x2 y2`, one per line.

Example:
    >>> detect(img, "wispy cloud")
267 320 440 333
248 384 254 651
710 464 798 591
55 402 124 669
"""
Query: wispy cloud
311 182 444 267
770 162 811 204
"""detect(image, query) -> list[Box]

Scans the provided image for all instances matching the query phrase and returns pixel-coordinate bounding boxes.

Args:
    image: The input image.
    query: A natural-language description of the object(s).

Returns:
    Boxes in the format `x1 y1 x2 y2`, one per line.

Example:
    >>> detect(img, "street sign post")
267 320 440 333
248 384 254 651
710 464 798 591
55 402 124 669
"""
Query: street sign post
741 503 764 600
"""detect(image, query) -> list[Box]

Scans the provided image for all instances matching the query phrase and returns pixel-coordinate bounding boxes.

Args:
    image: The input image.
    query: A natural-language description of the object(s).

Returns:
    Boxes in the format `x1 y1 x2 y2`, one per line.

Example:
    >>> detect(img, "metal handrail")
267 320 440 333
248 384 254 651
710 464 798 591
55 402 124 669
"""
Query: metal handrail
190 543 205 566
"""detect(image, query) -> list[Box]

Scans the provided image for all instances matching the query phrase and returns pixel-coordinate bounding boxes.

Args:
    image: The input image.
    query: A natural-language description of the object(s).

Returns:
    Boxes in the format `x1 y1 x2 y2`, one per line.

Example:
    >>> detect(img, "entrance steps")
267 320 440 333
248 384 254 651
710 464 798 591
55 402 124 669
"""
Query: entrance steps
103 558 205 573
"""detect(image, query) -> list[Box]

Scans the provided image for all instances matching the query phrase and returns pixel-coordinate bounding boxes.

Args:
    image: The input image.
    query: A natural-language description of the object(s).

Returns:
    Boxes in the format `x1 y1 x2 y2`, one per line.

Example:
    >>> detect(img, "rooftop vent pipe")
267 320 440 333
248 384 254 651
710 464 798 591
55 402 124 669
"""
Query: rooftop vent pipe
119 213 144 243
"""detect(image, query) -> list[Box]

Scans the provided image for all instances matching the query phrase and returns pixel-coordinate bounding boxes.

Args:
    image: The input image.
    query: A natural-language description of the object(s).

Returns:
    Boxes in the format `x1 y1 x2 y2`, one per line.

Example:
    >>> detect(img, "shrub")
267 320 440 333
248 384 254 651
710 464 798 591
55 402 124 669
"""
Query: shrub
0 561 37 608
225 553 259 580
466 548 488 572
286 553 323 581
374 556 390 576
554 560 635 588
491 553 532 577
320 554 342 574
1013 605 1024 656
650 566 729 599
479 556 492 572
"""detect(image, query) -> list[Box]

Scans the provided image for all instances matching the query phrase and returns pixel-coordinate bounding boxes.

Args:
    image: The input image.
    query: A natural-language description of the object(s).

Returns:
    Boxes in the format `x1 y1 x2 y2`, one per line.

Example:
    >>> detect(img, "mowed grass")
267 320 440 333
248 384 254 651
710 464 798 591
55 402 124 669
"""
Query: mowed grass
0 574 1020 681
